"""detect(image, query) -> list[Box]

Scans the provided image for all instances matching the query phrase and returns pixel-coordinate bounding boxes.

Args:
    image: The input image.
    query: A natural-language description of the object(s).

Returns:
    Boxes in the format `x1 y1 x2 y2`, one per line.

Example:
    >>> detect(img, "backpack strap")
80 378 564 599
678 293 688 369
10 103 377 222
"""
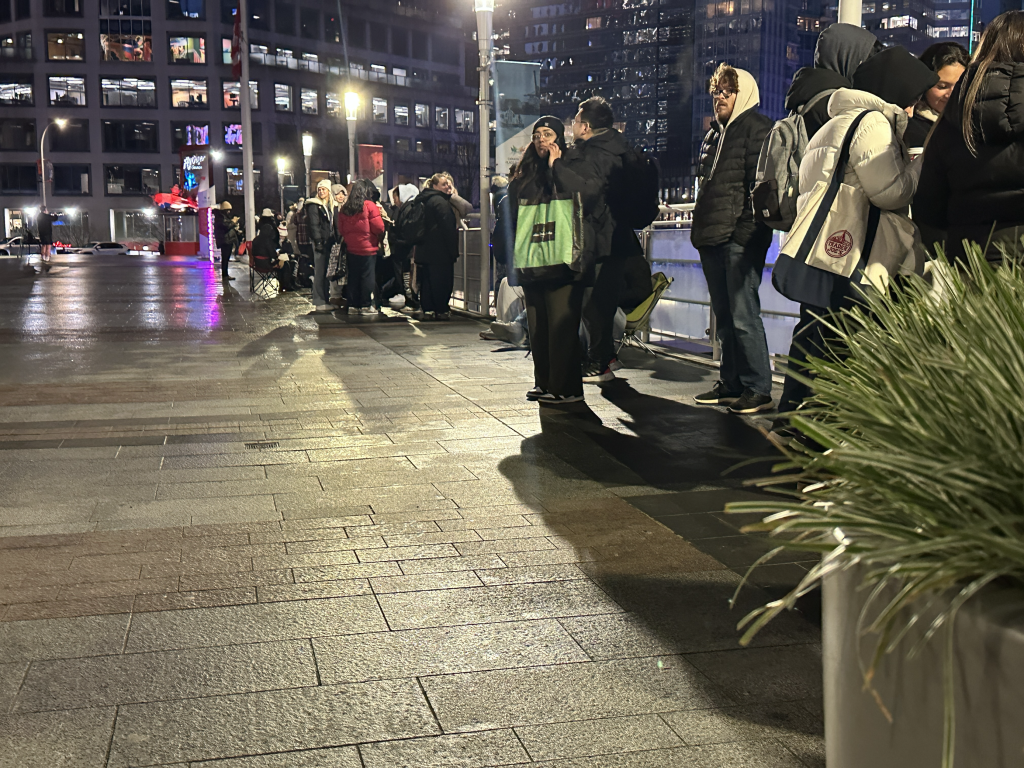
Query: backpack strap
795 88 836 117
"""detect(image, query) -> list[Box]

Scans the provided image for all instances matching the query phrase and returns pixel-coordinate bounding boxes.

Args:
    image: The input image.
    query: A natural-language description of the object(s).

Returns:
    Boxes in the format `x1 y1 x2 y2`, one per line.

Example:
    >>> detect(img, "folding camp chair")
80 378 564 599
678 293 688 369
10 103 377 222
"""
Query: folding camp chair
617 271 673 356
249 253 279 299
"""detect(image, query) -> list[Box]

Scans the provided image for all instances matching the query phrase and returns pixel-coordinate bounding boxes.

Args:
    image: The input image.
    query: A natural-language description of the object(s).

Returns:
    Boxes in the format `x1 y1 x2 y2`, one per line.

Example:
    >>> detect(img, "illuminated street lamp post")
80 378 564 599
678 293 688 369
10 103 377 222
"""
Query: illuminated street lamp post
39 118 67 211
276 156 288 215
345 92 360 184
473 0 494 314
838 0 862 26
302 134 313 197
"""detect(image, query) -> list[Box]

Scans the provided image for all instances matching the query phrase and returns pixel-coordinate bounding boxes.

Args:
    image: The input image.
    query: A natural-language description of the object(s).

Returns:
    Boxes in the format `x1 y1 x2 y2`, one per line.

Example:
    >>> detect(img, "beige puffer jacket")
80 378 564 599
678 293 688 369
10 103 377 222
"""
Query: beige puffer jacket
797 88 924 285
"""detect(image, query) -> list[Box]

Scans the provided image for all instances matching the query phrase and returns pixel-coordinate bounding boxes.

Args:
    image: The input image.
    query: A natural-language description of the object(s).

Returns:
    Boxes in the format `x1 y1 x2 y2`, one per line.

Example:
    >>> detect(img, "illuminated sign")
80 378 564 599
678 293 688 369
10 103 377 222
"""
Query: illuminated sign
224 124 243 146
182 155 205 171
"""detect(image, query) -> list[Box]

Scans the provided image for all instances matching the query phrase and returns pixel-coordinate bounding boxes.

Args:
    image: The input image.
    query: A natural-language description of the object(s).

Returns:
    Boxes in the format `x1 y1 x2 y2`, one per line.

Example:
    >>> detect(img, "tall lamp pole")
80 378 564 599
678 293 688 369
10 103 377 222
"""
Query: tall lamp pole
302 134 313 197
474 0 494 315
345 92 359 184
276 157 287 215
39 118 67 210
837 0 862 27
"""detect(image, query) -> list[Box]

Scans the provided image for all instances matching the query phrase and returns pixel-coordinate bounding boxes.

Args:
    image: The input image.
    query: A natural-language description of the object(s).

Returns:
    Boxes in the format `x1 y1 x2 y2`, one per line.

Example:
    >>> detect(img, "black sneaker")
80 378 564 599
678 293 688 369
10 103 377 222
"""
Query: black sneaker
729 389 775 414
582 363 614 383
526 386 545 401
694 381 742 405
536 392 585 405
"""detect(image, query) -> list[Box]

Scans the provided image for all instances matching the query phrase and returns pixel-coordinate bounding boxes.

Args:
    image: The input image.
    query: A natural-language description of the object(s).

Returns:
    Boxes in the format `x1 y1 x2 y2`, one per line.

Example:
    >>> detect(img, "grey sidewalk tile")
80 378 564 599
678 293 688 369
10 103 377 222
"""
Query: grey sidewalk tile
0 706 116 768
252 549 361 571
178 570 293 592
395 554 505 575
437 515 533 532
0 613 129 661
475 564 588 586
359 730 529 768
514 714 684 761
14 639 317 712
133 587 257 612
257 580 372 602
684 645 824 705
0 662 27 713
355 543 460 563
107 679 440 767
369 570 484 594
344 520 441 538
501 740 808 767
284 536 387 555
314 619 588 684
454 538 556 556
156 478 323 501
659 701 822 746
190 746 362 767
125 595 387 652
421 656 725 733
376 580 623 630
292 561 403 583
3 595 135 622
381 530 482 547
364 506 462 523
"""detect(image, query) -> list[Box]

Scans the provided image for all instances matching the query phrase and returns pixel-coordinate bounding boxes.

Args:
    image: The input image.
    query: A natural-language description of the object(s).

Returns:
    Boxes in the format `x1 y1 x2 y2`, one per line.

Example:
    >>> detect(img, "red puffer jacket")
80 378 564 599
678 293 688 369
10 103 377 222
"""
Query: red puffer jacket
336 200 385 256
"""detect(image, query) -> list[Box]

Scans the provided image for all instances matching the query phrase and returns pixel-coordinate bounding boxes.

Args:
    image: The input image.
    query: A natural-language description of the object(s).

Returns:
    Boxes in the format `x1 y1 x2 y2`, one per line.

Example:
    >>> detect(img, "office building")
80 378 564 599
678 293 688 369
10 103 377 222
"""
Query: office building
0 0 479 243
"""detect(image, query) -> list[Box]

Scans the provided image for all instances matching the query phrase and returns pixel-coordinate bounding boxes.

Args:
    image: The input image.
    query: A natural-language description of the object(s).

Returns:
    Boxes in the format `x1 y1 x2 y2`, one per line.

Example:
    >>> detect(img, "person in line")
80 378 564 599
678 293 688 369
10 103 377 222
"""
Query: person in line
691 64 776 415
303 179 336 312
276 239 296 292
915 11 1024 265
388 183 420 311
508 117 599 405
285 202 300 254
557 97 645 385
212 201 233 281
337 179 386 316
36 207 54 273
329 185 349 308
413 173 460 320
250 207 280 278
904 42 970 150
773 24 884 436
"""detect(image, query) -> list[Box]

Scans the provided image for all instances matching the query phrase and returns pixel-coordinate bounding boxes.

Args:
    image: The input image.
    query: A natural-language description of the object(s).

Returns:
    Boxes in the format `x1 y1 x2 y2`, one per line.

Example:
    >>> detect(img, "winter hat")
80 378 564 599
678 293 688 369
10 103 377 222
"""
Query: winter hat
532 116 567 151
219 201 232 210
853 46 939 108
815 23 884 81
316 179 332 192
396 183 419 204
260 208 274 217
331 184 345 196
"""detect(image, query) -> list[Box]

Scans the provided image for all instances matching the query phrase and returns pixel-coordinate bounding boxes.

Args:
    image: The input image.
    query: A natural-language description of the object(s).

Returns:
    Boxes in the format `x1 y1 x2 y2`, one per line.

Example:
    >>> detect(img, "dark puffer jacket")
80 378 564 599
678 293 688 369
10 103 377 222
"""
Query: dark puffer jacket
691 108 773 249
414 188 458 267
915 62 1024 260
552 128 643 263
251 216 280 260
303 199 334 250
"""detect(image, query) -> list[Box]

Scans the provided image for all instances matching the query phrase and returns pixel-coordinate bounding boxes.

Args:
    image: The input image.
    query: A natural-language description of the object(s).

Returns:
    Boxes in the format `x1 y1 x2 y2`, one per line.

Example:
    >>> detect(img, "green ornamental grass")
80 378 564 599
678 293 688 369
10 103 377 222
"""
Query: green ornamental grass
727 244 1024 768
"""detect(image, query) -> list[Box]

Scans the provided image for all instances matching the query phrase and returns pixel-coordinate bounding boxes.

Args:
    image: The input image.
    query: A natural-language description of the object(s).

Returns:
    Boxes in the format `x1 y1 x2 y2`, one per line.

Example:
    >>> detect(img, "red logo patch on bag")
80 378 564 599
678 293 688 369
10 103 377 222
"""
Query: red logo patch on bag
824 230 853 258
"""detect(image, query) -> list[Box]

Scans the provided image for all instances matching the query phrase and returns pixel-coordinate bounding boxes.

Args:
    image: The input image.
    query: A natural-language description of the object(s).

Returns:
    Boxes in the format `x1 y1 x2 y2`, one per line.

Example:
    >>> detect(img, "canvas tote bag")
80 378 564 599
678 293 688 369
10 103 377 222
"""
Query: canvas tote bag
513 188 585 284
781 110 881 280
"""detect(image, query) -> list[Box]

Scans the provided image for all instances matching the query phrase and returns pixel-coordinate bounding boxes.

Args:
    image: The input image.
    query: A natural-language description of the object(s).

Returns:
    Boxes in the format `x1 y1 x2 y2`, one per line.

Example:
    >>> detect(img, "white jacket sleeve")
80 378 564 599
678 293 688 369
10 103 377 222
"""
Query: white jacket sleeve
848 112 917 211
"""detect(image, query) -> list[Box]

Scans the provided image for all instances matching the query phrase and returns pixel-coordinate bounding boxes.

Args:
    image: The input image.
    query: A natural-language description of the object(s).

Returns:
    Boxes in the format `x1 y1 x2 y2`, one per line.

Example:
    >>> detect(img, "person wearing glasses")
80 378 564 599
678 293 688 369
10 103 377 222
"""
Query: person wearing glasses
691 64 776 415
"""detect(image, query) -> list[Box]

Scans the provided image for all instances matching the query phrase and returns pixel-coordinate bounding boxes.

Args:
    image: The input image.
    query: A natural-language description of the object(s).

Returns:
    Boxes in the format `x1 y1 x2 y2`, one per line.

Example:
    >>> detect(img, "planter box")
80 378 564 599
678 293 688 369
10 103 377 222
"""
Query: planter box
823 563 1024 767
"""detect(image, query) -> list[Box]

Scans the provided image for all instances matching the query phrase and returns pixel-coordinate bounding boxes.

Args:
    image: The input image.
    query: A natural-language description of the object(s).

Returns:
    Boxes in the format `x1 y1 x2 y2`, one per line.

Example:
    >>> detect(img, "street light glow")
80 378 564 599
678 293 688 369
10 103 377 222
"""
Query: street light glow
55 118 67 128
66 208 77 215
210 149 224 161
344 92 360 122
301 134 313 157
144 209 156 218
474 0 494 11
276 157 288 173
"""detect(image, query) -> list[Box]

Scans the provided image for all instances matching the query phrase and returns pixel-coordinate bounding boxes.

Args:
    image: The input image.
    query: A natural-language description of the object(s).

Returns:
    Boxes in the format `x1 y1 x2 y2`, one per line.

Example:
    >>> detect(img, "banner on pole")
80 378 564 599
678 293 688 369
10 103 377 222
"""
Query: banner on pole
494 61 542 177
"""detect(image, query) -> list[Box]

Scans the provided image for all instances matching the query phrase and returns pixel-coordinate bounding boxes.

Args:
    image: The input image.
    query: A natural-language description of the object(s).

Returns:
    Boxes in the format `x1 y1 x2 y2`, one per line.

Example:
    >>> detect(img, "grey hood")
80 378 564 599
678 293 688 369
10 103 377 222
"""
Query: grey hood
814 23 883 81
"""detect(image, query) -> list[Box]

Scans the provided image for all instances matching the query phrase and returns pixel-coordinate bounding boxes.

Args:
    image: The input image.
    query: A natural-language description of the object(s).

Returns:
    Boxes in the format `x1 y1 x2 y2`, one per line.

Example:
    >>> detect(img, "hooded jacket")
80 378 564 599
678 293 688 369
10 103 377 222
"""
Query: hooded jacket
692 68 774 249
904 102 940 149
414 188 459 267
785 24 883 140
251 215 280 260
551 127 644 262
914 62 1024 260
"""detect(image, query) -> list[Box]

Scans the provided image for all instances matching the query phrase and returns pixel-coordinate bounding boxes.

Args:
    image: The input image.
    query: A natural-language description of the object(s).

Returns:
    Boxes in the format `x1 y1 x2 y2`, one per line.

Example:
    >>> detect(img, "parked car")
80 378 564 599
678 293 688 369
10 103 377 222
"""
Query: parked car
0 236 42 257
74 242 128 255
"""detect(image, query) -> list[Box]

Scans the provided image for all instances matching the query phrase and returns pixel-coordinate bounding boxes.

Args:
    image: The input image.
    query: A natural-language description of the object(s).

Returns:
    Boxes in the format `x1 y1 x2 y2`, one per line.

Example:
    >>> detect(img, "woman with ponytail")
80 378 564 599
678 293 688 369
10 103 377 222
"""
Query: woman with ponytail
336 179 385 314
915 11 1024 264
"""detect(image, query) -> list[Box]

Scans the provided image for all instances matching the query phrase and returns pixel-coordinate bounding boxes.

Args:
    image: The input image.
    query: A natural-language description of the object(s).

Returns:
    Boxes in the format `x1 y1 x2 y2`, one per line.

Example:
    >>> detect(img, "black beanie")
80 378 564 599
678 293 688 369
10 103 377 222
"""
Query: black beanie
852 46 939 108
533 116 567 150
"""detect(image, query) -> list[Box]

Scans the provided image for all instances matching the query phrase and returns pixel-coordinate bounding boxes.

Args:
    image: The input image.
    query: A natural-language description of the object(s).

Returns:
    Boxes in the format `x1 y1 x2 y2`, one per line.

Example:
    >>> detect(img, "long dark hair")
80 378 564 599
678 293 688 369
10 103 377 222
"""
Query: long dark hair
343 179 372 216
960 11 1024 154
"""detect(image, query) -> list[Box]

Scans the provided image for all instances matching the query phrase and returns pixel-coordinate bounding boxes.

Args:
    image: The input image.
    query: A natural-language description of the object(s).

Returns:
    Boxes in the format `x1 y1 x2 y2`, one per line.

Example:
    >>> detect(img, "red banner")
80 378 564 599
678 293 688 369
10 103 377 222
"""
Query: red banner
230 11 242 79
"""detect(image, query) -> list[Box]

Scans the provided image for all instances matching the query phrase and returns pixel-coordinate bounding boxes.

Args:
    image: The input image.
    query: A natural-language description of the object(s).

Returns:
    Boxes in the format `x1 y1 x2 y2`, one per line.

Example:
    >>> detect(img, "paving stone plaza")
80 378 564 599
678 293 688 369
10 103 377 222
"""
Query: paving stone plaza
0 254 823 768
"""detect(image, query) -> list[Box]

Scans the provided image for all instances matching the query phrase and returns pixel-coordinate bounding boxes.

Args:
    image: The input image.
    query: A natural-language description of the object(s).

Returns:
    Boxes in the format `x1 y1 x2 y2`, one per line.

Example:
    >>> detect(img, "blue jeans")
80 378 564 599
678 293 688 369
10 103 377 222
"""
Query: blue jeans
698 240 772 397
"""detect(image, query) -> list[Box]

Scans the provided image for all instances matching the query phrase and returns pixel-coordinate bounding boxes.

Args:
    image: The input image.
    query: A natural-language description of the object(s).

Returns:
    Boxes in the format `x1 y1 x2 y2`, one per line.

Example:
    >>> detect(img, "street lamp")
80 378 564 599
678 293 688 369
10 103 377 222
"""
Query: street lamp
473 0 494 314
39 118 67 211
301 133 313 197
276 156 288 215
344 91 360 184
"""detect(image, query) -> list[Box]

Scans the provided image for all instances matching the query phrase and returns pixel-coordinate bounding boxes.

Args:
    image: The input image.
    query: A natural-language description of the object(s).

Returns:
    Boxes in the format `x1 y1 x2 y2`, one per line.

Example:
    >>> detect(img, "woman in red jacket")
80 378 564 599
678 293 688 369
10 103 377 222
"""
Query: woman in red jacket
336 179 386 315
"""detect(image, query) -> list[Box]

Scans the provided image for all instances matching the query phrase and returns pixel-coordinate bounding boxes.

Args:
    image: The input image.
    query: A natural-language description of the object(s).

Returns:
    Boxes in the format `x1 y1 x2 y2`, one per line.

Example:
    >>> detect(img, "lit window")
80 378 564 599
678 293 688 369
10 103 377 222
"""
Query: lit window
326 91 342 117
301 87 318 115
275 83 293 112
415 103 429 128
169 36 205 64
455 108 474 132
171 79 208 108
49 76 85 106
102 77 156 107
222 81 259 109
394 104 409 126
435 106 449 131
586 16 602 29
47 31 85 61
372 97 387 123
0 77 33 106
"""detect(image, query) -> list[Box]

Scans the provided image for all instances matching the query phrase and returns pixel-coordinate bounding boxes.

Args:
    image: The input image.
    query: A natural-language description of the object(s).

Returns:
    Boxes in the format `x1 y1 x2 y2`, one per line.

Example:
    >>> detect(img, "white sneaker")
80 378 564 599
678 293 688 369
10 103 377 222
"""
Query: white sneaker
314 304 333 312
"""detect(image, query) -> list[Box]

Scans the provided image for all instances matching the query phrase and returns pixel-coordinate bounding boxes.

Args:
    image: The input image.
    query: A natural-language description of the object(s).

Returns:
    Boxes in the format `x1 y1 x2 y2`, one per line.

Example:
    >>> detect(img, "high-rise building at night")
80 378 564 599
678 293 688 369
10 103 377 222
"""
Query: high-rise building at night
860 0 982 54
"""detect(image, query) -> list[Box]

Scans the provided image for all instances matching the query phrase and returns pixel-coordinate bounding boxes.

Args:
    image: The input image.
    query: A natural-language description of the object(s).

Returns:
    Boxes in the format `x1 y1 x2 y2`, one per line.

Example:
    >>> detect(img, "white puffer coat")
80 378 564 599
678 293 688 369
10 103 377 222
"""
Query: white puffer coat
798 88 924 285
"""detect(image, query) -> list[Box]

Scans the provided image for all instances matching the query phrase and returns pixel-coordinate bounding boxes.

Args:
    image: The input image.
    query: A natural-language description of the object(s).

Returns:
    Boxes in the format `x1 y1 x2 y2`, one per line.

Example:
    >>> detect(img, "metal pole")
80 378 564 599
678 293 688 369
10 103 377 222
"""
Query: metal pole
348 124 356 184
39 123 51 210
837 0 862 27
304 155 312 197
475 7 493 314
239 0 256 242
279 179 284 217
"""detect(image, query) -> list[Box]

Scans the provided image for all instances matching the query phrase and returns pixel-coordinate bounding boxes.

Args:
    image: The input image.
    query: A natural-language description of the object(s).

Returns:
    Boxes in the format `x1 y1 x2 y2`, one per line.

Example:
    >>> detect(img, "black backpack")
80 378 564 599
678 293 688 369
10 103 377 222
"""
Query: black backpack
394 197 427 246
612 146 661 230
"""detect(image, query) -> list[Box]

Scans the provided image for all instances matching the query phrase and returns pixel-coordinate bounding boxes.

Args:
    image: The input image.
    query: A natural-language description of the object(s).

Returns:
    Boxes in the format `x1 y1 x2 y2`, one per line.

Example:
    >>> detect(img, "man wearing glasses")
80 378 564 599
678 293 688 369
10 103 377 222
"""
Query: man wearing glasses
691 64 775 416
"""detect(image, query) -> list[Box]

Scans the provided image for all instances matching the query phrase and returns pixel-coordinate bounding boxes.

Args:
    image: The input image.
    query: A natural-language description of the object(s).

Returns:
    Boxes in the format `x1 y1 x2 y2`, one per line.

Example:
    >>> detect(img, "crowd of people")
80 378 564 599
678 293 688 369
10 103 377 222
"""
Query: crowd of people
211 172 473 320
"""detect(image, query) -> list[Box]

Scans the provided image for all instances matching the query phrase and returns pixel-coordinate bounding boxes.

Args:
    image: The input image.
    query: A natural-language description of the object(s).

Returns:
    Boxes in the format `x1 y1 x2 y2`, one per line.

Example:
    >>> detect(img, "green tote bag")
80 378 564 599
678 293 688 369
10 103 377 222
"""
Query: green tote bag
513 191 585 284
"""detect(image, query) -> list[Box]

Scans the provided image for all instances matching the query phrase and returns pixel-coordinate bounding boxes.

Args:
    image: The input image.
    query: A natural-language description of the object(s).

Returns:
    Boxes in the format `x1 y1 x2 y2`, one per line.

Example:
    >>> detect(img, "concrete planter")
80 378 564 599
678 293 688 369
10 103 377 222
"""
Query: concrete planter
823 563 1024 767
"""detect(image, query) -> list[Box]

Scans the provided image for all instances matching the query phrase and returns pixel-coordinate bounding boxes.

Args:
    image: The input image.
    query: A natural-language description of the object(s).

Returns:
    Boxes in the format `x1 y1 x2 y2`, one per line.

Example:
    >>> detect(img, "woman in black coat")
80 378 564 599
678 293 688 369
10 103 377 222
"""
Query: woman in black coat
413 174 459 319
915 11 1024 265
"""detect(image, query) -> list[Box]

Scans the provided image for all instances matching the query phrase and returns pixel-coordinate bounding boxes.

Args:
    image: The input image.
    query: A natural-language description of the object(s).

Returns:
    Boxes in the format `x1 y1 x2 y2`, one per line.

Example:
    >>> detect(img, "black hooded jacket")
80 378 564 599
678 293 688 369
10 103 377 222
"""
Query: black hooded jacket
915 62 1024 260
784 67 851 139
553 127 643 262
251 216 280 259
414 188 458 267
692 108 773 249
